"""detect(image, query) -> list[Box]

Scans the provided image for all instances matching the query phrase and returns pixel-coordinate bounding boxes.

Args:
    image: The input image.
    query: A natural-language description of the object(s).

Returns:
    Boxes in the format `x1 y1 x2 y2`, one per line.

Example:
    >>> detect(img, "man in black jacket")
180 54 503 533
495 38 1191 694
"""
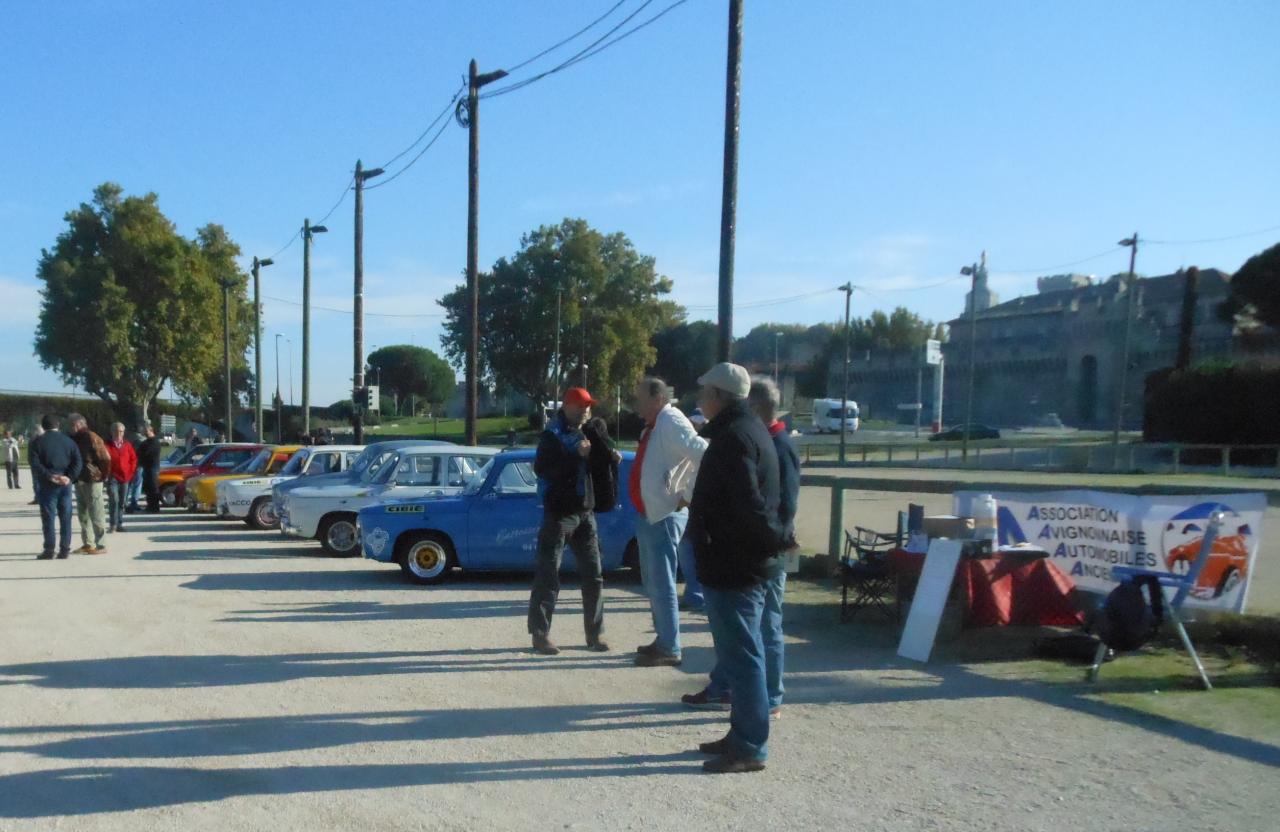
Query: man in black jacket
686 363 784 774
137 425 164 513
28 414 83 559
527 387 610 656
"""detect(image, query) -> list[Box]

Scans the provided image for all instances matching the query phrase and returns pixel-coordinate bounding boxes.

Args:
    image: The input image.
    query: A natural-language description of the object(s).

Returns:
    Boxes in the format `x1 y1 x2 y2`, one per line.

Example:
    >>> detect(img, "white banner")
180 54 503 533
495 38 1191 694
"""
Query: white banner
954 490 1266 613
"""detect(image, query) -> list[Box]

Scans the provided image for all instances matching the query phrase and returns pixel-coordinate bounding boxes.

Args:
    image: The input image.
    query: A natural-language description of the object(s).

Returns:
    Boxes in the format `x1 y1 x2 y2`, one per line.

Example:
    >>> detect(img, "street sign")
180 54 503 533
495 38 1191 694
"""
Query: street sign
925 339 942 366
159 414 176 435
366 385 380 412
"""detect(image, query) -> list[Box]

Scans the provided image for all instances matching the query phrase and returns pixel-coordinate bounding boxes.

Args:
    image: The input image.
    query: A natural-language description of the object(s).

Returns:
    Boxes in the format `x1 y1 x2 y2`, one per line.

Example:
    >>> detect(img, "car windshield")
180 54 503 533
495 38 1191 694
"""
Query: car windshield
462 458 495 496
265 453 290 474
169 445 209 465
237 448 273 474
349 446 381 476
364 451 401 483
279 450 309 476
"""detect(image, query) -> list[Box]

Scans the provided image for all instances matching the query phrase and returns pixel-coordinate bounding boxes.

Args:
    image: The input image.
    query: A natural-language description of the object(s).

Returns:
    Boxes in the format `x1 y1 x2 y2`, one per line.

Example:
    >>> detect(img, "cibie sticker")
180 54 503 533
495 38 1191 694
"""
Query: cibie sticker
386 504 425 514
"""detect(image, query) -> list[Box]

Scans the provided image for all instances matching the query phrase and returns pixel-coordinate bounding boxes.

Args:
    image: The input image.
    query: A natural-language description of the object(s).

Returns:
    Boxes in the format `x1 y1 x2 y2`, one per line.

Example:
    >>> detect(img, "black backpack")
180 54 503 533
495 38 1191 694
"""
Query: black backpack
1095 576 1165 652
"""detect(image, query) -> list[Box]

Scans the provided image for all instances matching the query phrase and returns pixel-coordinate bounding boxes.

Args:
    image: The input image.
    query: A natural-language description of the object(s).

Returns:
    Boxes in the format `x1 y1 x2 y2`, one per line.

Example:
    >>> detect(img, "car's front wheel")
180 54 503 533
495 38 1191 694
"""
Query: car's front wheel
1216 567 1242 598
160 483 179 508
246 497 278 530
319 513 360 557
397 532 454 584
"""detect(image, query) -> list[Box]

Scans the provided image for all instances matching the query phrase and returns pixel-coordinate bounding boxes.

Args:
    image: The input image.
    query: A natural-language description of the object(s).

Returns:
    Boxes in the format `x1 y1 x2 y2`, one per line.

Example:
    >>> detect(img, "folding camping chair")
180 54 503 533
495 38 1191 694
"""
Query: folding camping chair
1087 510 1224 691
840 526 900 622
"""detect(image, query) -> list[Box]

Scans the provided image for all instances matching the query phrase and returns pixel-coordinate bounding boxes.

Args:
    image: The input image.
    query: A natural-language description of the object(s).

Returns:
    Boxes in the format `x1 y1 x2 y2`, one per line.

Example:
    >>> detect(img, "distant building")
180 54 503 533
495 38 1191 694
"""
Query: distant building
829 267 1271 428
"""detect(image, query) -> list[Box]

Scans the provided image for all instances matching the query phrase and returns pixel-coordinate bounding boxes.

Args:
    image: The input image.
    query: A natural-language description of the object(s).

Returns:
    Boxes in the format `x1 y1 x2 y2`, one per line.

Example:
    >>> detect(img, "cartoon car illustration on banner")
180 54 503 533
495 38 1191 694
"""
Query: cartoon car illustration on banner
1161 501 1253 599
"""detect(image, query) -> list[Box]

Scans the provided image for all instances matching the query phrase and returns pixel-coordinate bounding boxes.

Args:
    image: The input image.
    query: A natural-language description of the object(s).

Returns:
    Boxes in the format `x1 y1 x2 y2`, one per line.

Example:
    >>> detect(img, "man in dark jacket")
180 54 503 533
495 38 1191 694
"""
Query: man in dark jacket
686 363 784 774
28 414 83 559
137 425 163 513
68 413 111 554
527 387 610 656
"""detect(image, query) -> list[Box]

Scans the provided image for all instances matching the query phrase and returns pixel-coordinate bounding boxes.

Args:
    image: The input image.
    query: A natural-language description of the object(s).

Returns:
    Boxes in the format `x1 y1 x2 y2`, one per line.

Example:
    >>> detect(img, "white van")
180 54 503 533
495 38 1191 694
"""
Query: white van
813 399 859 433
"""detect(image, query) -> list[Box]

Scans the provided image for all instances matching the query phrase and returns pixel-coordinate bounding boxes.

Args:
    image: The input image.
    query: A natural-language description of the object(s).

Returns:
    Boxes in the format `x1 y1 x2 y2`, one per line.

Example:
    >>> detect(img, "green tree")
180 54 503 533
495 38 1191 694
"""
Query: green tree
34 183 250 426
439 218 682 411
1219 242 1280 330
798 307 942 397
367 345 456 416
649 320 719 396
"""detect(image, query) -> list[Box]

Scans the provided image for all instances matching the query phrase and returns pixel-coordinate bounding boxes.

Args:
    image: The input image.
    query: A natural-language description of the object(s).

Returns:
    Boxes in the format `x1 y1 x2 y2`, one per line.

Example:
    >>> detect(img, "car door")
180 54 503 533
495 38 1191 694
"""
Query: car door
381 454 446 500
466 459 545 569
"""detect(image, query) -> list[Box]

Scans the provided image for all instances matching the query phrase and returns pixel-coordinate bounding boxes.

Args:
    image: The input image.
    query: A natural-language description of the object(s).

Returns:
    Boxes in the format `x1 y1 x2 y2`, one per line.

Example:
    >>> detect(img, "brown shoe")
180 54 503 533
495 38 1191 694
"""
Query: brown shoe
532 635 560 656
635 651 682 667
89 546 107 555
586 637 610 652
77 545 94 554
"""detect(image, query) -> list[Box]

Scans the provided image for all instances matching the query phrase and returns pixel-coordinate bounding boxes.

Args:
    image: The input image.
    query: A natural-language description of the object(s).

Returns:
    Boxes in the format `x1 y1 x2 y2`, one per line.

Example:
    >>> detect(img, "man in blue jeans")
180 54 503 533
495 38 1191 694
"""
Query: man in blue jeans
685 363 784 774
629 377 707 667
28 414 83 559
683 377 799 717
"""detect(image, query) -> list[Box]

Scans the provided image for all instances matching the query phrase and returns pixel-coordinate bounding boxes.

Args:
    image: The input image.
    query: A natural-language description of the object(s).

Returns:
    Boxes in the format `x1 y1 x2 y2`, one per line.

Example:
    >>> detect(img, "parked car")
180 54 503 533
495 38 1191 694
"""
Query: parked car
928 424 1001 442
186 445 303 512
271 439 455 506
359 449 638 584
162 443 213 468
157 443 261 508
218 445 362 529
812 398 860 433
279 445 497 556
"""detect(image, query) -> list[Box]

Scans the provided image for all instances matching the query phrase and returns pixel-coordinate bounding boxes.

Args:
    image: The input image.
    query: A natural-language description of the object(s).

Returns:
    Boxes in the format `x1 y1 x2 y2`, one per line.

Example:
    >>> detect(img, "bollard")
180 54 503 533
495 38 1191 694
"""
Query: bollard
1222 446 1230 477
1172 445 1181 475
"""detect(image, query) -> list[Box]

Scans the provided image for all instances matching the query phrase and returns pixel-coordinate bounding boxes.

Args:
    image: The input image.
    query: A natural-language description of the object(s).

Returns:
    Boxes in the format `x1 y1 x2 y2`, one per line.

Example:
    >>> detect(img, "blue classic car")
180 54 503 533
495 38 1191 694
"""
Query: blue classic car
359 449 638 584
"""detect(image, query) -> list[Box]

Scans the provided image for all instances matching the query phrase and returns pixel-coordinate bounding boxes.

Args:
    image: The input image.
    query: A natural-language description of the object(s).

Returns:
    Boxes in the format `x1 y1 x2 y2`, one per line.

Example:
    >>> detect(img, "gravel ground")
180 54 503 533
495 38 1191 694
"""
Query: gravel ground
1 487 1277 831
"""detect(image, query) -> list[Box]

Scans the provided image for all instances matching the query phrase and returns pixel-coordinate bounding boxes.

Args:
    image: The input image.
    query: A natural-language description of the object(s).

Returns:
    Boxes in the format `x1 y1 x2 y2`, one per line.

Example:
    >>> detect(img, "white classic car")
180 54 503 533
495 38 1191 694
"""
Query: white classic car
277 444 497 556
216 445 363 529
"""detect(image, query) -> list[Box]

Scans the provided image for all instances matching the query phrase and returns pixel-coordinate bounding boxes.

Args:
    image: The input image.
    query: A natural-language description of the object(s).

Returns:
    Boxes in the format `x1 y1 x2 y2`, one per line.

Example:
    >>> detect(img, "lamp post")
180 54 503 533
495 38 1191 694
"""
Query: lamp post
274 333 283 442
219 277 241 441
288 338 294 408
251 256 273 442
302 218 327 438
773 332 781 384
353 160 385 444
1111 233 1140 469
838 283 853 464
959 254 986 463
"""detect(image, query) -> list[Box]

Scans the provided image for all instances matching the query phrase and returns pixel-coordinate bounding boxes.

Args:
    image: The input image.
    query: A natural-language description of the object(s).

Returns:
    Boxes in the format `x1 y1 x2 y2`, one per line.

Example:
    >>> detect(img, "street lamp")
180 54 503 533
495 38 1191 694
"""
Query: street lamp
302 219 327 438
274 333 283 442
219 276 245 441
353 160 384 445
1111 233 1140 468
958 254 987 463
251 256 274 441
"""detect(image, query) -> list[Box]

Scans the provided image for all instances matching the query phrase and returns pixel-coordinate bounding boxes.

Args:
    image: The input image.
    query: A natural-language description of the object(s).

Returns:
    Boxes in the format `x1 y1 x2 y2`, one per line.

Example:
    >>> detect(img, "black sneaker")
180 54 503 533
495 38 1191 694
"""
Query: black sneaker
637 641 662 657
36 552 54 560
635 651 682 667
682 689 732 711
697 737 731 755
585 637 610 652
56 551 70 559
703 755 766 774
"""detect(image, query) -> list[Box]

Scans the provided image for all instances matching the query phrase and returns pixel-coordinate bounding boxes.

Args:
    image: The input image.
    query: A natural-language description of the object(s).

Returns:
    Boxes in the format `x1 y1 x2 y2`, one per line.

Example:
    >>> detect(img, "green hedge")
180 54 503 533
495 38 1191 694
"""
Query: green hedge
1144 363 1280 444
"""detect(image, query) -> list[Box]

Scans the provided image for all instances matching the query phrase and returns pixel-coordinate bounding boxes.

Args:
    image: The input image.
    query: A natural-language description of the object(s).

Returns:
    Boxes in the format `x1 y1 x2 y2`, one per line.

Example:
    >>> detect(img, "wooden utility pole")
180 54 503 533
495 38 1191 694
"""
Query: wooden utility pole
251 256 272 442
220 278 235 440
463 59 508 446
716 0 744 362
353 161 384 444
302 218 327 438
839 283 852 464
1111 233 1139 468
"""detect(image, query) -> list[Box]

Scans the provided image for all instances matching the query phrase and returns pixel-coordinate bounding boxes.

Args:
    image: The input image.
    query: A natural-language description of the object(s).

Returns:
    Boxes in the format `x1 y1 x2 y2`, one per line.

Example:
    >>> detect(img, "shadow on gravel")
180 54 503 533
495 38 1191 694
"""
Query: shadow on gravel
220 596 651 623
136 548 309 561
179 569 648 594
0 750 701 818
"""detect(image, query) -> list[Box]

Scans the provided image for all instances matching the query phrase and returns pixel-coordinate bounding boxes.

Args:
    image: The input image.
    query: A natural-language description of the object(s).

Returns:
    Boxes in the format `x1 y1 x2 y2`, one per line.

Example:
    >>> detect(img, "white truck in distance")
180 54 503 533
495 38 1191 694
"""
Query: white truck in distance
812 398 860 433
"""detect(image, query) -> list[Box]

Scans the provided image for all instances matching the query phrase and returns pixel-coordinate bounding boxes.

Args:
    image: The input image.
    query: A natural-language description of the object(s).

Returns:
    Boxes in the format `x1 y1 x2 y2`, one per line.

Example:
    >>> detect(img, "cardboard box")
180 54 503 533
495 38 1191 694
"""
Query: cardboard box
922 515 974 540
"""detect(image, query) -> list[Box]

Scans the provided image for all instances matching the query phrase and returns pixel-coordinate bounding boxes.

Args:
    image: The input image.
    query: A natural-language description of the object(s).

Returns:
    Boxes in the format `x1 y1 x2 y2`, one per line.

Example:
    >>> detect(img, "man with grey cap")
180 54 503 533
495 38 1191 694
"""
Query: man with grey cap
686 362 784 774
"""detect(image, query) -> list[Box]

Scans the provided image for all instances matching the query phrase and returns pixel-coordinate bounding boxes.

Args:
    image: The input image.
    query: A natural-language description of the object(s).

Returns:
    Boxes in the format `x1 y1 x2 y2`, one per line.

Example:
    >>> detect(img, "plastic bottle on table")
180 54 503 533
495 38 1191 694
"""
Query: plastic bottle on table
973 493 999 546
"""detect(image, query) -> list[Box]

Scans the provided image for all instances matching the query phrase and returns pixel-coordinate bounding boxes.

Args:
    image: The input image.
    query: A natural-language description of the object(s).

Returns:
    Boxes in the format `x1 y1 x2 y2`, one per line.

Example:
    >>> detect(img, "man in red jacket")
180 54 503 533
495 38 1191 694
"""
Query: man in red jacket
105 422 138 533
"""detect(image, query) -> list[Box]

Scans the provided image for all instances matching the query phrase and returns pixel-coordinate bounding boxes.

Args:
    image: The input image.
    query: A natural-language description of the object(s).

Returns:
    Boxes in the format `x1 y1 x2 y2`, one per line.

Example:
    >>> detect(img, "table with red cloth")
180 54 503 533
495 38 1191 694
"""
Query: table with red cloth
887 547 1085 628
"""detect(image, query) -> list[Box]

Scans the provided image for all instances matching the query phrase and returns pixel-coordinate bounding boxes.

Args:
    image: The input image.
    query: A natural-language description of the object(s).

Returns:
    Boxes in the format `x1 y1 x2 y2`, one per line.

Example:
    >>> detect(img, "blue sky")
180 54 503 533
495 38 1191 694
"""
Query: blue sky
2 0 1277 405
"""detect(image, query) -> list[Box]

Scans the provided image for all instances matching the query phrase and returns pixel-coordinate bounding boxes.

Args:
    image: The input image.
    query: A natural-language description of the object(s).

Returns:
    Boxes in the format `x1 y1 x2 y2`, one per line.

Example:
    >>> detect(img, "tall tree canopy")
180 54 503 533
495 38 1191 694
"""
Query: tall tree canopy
34 183 251 425
1219 241 1280 330
439 218 681 409
367 344 456 414
649 320 719 395
799 307 945 396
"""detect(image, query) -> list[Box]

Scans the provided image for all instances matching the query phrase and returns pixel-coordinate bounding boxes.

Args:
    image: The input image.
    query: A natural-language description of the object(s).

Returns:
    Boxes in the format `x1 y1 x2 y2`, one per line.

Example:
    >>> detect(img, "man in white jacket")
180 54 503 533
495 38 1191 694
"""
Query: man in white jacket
629 377 708 666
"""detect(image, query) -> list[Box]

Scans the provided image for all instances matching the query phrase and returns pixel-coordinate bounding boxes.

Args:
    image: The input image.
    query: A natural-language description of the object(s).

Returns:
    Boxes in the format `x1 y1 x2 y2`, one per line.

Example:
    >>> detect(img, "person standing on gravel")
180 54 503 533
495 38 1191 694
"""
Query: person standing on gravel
527 387 609 656
137 425 163 513
685 363 784 774
3 429 20 489
28 414 82 559
105 422 137 533
629 377 707 668
68 413 111 554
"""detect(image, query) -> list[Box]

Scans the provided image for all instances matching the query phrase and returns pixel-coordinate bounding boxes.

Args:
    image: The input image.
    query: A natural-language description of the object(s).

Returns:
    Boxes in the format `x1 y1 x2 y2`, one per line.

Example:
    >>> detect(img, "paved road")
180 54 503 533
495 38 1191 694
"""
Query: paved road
1 488 1277 830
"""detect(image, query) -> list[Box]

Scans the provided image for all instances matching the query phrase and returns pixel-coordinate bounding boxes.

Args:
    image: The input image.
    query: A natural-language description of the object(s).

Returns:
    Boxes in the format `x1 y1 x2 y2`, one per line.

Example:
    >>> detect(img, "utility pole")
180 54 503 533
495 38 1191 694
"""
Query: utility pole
220 278 236 441
959 254 985 463
353 159 384 444
251 256 273 442
914 363 923 439
1111 233 1139 469
553 288 562 407
302 218 327 438
774 332 781 384
716 0 744 362
839 283 852 464
274 333 282 443
462 59 509 446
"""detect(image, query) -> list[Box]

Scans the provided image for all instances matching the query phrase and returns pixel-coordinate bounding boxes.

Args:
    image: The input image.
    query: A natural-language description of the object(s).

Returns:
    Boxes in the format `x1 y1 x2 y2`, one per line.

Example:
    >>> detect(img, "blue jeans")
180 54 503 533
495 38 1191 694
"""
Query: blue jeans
707 572 786 708
704 583 770 761
636 510 687 656
36 482 74 555
127 468 142 509
678 532 704 609
106 479 127 530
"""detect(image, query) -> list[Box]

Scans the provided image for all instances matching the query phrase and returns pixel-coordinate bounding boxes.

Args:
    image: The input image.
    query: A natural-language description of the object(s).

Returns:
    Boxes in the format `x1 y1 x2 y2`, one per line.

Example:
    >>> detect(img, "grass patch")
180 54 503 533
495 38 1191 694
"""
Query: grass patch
364 415 533 444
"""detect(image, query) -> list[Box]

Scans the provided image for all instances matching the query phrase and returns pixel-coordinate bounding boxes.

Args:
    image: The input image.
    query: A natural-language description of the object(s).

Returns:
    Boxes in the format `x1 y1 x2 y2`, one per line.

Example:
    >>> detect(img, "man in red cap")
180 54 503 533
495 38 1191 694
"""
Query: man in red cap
528 387 609 655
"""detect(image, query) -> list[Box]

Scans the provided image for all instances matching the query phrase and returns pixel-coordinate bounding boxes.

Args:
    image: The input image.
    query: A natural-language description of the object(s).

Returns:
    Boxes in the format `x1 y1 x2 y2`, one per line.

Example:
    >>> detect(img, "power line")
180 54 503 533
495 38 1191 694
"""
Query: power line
365 112 455 191
376 84 466 172
264 175 353 259
861 274 969 293
685 286 838 311
1145 222 1280 246
315 174 355 225
482 0 692 100
266 229 301 260
263 293 443 319
504 0 629 75
996 246 1126 275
